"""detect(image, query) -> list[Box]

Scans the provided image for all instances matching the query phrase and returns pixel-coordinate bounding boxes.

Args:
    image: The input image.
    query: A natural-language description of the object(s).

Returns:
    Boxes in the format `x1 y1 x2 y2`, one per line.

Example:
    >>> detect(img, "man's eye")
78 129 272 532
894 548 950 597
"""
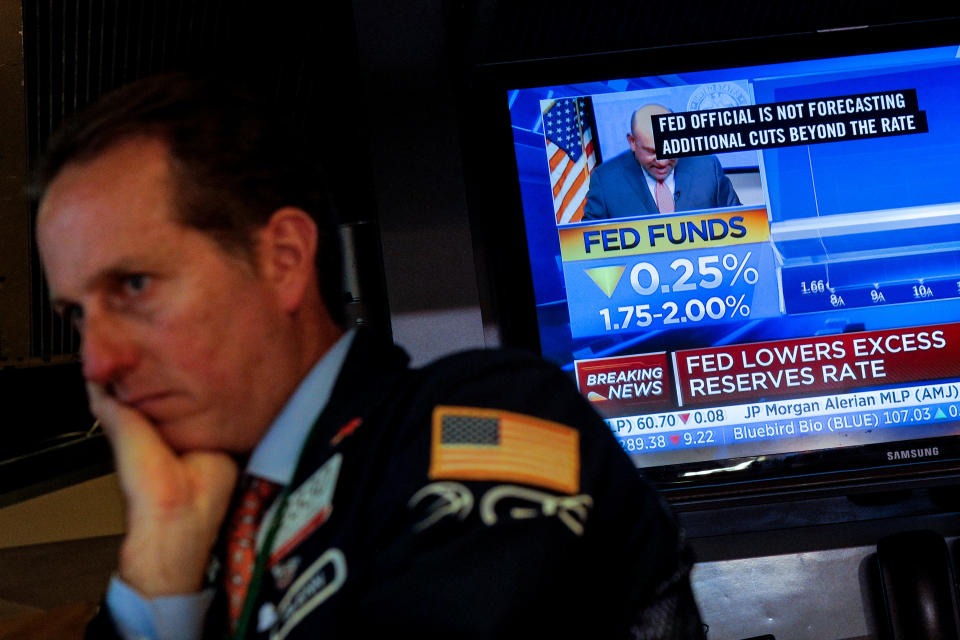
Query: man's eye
123 274 150 294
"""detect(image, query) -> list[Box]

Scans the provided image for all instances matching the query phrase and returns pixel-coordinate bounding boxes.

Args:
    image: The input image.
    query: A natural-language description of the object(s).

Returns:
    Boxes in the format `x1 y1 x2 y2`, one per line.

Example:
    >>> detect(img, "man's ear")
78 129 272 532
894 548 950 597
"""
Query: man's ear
258 207 318 312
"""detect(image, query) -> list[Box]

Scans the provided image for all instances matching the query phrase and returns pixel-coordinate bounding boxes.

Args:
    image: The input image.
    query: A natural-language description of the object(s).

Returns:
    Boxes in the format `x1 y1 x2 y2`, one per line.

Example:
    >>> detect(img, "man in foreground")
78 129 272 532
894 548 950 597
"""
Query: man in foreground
35 74 704 639
585 104 740 219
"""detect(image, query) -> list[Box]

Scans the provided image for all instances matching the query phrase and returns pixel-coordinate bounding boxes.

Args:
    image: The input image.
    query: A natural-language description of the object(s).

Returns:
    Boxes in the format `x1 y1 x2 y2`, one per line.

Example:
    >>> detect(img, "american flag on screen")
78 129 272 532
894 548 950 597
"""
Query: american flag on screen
542 97 601 224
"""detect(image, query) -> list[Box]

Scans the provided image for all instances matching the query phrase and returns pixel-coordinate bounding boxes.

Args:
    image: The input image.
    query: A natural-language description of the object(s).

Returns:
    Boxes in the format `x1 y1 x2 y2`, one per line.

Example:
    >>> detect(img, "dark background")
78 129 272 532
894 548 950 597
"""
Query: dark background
3 0 959 482
5 7 960 634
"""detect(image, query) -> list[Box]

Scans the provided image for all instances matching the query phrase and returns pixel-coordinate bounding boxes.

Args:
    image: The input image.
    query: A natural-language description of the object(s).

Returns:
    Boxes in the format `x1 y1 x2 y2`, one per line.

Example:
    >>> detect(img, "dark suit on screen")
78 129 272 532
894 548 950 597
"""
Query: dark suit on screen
583 150 741 220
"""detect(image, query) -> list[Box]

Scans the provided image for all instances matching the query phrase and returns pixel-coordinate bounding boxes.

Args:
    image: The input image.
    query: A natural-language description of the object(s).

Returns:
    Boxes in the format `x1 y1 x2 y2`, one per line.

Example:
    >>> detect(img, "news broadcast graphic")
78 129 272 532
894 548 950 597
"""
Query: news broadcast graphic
559 208 780 339
505 42 960 469
649 90 927 158
574 352 672 415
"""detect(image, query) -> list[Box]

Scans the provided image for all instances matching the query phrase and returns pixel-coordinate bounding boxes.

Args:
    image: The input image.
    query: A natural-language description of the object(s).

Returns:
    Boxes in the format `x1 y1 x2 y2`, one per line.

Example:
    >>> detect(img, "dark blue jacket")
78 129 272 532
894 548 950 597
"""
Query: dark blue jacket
89 331 704 639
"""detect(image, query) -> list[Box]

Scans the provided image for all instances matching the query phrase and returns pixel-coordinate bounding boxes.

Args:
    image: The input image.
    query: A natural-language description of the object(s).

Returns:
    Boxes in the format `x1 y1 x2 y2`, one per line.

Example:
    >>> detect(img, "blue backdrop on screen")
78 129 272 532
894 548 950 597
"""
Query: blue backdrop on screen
758 65 960 221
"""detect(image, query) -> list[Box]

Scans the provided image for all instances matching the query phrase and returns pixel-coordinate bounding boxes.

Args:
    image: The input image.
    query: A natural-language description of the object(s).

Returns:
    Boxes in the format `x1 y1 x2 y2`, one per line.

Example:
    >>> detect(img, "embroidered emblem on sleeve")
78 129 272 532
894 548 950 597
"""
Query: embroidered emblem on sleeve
407 481 474 532
480 484 593 536
429 406 580 494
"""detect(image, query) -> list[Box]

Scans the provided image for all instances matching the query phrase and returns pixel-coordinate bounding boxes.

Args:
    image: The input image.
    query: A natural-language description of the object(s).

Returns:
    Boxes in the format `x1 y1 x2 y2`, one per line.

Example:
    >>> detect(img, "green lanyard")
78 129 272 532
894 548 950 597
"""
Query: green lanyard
231 416 326 640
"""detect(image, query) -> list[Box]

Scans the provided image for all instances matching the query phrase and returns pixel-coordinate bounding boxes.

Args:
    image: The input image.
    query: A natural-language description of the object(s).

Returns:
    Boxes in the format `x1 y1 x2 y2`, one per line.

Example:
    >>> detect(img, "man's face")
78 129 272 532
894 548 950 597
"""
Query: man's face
37 137 296 453
628 128 676 181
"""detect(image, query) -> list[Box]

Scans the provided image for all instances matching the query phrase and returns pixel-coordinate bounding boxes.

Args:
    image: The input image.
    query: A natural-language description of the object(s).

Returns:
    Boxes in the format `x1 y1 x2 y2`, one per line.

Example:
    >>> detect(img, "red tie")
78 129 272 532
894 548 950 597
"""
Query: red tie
655 180 674 213
224 475 281 632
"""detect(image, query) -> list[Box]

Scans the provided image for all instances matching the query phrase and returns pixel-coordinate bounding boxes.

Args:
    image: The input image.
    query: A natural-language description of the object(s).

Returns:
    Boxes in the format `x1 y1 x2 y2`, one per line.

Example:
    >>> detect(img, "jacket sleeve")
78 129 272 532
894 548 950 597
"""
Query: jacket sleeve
713 156 741 207
348 353 705 639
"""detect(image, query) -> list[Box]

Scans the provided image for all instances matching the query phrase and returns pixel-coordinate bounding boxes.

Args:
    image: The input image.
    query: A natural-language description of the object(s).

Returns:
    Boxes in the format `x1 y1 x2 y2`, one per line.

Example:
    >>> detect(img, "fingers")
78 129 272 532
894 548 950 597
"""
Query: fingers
90 382 241 596
183 451 240 526
86 382 180 502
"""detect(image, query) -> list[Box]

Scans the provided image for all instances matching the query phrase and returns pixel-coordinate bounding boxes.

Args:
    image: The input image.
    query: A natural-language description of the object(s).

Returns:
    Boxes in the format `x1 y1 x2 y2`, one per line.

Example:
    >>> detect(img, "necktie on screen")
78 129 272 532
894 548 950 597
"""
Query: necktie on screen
655 180 674 213
224 475 281 632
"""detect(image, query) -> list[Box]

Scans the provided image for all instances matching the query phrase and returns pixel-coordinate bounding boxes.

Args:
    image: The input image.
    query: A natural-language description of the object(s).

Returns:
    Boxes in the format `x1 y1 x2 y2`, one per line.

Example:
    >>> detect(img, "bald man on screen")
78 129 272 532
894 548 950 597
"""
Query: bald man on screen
584 104 740 219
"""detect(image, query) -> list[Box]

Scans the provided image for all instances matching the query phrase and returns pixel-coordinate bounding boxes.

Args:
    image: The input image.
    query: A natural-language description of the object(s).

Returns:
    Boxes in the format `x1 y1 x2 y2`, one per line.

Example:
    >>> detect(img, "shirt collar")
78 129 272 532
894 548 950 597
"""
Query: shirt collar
245 328 356 485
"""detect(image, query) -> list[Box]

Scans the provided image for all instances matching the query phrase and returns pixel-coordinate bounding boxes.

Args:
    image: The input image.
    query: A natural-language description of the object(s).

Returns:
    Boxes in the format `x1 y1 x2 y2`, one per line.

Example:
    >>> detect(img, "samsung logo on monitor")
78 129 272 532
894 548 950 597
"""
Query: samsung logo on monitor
886 447 940 461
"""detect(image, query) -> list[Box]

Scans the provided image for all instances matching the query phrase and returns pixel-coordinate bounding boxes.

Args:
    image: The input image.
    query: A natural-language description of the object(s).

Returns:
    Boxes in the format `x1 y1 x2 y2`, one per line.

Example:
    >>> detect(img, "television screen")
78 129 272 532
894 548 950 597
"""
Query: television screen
470 20 960 501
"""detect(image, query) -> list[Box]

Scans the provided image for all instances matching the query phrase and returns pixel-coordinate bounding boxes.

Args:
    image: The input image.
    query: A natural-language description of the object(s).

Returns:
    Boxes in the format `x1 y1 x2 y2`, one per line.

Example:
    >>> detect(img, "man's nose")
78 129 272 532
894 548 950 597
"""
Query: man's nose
80 314 138 383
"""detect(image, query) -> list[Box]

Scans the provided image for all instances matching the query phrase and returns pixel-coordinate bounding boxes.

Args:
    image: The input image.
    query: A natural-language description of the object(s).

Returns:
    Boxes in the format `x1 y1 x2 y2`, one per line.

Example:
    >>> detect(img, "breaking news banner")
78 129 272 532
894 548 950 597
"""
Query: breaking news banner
559 208 779 339
574 352 672 417
650 89 927 159
671 322 960 407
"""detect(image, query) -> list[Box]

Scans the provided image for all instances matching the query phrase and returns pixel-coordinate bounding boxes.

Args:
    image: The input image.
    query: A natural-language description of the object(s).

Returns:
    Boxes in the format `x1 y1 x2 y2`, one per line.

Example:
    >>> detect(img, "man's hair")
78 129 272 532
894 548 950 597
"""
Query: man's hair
32 72 345 326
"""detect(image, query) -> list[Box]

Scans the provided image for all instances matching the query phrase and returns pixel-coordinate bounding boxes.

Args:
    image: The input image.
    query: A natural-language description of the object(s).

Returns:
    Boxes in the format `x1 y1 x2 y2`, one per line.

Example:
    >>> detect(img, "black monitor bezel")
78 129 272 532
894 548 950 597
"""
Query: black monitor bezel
460 17 960 505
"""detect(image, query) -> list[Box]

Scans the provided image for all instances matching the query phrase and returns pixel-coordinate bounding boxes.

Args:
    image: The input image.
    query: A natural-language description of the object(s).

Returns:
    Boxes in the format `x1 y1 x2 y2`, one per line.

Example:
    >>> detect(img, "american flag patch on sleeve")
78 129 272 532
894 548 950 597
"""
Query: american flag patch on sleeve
429 406 580 494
